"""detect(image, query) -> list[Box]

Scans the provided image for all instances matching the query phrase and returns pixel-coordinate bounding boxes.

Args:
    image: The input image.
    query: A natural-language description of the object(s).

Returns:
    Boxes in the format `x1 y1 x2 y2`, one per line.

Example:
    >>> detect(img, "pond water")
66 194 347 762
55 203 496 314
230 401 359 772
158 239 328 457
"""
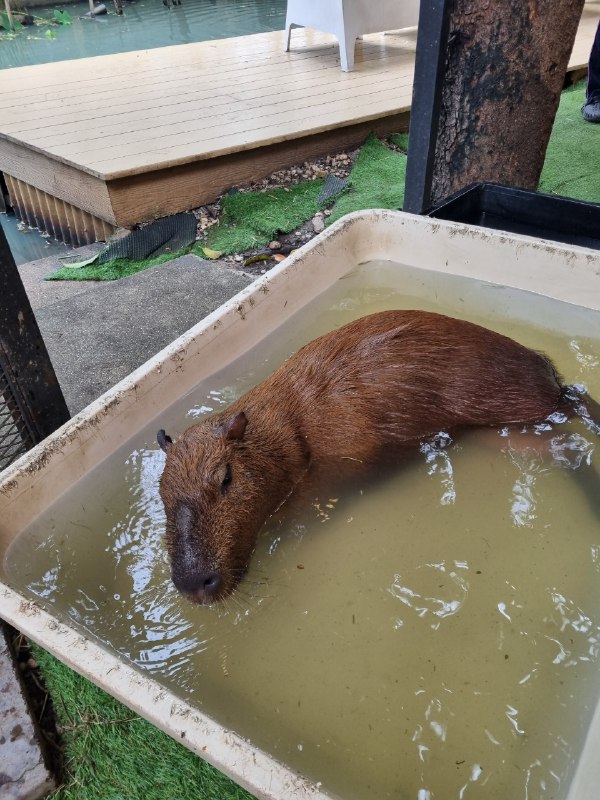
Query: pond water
0 0 286 69
5 260 600 800
0 212 72 265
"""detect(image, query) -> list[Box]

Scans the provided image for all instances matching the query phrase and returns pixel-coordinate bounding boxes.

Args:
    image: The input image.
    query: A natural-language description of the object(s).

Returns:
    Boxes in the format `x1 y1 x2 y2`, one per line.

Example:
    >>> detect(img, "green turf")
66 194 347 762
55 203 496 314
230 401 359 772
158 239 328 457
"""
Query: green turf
32 645 255 800
389 132 410 152
206 179 325 255
538 80 600 202
47 80 600 282
47 246 193 282
326 133 407 225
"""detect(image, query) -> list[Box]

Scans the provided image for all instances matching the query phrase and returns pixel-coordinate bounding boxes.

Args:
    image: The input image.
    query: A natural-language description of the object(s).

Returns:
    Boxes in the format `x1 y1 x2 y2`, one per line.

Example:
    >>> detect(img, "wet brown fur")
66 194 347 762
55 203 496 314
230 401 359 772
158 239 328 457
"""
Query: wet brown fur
159 310 567 602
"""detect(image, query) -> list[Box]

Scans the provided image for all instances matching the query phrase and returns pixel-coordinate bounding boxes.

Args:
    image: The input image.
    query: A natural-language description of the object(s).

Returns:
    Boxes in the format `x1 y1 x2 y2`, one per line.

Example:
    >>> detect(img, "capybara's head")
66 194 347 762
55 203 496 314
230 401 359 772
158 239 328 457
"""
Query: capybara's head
157 410 309 604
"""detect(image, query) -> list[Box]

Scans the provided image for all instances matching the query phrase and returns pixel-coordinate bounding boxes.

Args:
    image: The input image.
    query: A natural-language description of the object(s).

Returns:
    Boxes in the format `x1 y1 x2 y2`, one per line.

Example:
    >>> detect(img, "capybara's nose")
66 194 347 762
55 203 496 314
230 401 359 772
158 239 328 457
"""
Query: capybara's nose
172 569 223 602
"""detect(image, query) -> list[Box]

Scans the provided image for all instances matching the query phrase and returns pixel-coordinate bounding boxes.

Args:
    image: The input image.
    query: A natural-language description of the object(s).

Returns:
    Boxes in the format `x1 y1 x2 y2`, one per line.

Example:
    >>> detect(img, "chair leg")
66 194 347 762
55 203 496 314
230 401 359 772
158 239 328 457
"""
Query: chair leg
339 27 356 71
285 22 294 52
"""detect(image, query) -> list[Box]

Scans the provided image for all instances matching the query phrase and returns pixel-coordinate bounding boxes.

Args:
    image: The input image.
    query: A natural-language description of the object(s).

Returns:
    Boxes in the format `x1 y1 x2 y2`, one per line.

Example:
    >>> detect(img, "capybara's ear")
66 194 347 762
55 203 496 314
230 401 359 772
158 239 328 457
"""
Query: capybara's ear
222 411 247 441
157 429 173 452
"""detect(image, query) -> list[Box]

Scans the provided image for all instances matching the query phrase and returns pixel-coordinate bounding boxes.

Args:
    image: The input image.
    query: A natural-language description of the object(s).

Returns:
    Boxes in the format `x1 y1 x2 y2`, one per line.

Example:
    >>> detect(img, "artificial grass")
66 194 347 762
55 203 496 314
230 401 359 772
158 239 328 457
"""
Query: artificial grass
47 133 407 280
325 133 407 225
206 179 325 255
539 80 600 202
32 645 255 800
47 246 193 282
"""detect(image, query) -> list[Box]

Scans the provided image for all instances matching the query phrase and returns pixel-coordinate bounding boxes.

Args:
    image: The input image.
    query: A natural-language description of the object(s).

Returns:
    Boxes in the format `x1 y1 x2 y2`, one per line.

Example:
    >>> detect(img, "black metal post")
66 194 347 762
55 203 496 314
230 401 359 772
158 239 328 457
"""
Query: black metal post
0 221 70 456
403 0 453 214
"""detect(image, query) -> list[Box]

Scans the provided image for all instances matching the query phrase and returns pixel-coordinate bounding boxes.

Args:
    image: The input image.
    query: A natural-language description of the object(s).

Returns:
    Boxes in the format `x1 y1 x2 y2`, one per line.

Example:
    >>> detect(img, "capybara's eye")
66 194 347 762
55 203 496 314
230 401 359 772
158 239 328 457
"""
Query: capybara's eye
221 463 233 494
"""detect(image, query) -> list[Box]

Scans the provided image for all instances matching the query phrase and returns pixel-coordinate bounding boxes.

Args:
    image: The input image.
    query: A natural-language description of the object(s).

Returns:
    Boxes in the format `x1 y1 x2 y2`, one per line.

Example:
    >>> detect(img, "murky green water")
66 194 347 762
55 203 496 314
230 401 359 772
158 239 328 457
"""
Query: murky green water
5 261 600 799
0 0 285 69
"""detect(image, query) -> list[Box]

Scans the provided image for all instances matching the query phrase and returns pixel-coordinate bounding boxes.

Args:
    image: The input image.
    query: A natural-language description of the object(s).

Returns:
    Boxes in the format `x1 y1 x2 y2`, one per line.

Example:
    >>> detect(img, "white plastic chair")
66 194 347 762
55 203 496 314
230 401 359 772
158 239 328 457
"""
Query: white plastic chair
285 0 420 72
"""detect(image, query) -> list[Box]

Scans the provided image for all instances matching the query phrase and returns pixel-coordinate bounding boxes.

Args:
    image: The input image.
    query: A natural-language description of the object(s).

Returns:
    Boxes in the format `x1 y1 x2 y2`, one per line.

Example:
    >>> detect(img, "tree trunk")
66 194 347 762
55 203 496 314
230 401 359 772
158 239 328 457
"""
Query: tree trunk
431 0 585 205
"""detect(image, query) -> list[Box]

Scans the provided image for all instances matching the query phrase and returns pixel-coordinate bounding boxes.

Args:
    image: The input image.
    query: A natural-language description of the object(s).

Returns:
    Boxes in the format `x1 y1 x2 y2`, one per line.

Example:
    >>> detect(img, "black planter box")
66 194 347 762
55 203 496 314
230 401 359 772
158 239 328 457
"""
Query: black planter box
425 183 600 251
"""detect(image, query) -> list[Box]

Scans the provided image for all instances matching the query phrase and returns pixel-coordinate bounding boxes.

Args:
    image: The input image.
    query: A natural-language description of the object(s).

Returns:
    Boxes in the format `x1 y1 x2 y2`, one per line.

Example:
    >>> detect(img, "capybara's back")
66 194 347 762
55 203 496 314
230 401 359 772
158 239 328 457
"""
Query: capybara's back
275 310 563 465
158 310 566 604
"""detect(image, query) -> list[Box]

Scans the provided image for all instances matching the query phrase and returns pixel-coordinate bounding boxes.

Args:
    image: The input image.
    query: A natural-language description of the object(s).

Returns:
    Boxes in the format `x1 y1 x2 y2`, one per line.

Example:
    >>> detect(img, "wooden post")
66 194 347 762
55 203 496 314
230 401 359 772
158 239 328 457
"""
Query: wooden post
404 0 586 212
0 222 70 448
403 0 452 214
431 0 585 205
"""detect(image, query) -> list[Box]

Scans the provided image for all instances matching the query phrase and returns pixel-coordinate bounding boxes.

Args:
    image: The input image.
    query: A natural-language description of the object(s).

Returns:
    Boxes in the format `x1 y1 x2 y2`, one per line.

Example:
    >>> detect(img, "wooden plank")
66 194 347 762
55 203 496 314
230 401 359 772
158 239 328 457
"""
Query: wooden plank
29 69 413 153
18 71 413 177
11 71 412 150
107 111 409 226
0 9 594 181
5 176 29 227
0 33 418 108
0 30 416 107
0 28 415 99
0 139 116 223
570 5 598 69
50 196 72 245
3 46 415 131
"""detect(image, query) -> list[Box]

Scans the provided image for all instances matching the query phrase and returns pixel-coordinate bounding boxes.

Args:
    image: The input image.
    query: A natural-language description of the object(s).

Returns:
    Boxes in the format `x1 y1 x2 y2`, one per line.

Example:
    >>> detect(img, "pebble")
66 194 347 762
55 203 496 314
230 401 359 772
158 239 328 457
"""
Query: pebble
269 240 281 249
312 215 325 233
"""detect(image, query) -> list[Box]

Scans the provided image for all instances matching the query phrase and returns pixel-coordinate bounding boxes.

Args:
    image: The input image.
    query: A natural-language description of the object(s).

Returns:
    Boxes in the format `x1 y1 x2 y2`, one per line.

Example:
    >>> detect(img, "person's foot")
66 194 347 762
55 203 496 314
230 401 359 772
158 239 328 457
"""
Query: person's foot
582 92 600 123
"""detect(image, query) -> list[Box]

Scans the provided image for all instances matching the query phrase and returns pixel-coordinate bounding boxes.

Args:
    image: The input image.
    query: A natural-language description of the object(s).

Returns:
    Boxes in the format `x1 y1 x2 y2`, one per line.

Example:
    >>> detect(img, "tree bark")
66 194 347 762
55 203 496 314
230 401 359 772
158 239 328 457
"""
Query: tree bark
431 0 585 205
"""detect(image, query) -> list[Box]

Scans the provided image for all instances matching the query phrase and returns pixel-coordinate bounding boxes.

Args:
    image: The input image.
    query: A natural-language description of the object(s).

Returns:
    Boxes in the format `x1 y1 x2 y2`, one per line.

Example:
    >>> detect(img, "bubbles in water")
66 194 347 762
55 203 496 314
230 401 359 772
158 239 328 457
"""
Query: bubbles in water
548 432 594 469
187 405 214 418
420 432 456 505
570 340 600 370
388 561 469 630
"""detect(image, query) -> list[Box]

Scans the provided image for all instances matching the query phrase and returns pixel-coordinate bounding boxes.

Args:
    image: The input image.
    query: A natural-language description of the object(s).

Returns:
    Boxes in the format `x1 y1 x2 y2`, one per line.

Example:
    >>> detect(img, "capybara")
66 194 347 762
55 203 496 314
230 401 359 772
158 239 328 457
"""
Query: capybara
157 309 596 604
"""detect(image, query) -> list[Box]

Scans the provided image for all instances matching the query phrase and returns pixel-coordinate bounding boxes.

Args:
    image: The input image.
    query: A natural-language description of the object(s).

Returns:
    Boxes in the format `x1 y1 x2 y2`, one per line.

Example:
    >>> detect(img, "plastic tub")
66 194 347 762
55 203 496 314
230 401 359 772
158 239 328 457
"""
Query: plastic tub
1 210 600 800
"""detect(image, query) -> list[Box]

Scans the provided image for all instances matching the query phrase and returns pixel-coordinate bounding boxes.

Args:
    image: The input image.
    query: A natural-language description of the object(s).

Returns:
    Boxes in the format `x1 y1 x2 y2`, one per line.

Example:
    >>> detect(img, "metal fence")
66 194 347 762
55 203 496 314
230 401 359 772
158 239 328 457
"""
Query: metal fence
0 351 36 471
0 219 69 470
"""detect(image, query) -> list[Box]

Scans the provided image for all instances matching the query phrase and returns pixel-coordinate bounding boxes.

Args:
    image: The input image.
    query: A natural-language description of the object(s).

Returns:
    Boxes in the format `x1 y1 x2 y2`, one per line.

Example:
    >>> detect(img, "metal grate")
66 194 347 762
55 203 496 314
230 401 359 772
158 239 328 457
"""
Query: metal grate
0 354 35 471
1 202 70 468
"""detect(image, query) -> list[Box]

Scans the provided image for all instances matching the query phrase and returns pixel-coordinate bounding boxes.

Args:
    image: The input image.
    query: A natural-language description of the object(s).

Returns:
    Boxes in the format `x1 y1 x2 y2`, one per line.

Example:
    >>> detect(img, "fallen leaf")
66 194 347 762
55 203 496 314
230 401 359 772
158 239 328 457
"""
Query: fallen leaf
201 246 223 259
59 254 100 269
243 254 271 267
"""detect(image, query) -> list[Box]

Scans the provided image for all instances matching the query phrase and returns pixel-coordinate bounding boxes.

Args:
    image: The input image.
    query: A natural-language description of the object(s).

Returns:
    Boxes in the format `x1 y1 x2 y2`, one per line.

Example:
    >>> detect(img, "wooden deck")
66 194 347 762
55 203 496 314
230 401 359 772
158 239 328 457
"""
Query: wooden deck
0 4 598 244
